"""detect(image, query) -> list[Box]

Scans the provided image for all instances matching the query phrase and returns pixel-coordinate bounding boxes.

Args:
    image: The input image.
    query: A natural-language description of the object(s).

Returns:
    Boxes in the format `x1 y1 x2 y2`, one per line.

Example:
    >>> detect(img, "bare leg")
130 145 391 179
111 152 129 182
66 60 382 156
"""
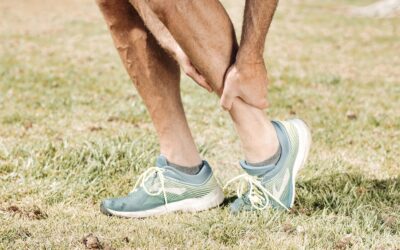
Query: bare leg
96 0 201 166
146 0 279 162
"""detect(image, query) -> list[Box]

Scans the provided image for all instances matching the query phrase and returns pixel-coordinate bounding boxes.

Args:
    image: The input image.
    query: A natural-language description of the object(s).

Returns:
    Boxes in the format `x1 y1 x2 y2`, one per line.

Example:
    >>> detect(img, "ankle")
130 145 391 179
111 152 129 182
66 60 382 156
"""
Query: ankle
166 160 203 175
160 146 202 167
229 99 280 163
243 134 280 163
246 142 281 166
158 132 202 166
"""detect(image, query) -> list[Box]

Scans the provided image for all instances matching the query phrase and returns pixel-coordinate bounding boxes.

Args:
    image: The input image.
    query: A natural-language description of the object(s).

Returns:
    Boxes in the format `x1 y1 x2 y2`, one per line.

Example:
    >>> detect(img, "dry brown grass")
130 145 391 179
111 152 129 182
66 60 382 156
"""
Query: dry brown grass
1 0 399 249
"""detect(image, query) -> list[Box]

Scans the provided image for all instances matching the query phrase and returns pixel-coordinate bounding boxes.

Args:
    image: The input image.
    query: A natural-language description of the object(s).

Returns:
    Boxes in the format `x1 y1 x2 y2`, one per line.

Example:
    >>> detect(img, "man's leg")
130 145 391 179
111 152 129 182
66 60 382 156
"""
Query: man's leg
96 0 201 167
144 0 311 213
96 0 225 218
146 0 279 163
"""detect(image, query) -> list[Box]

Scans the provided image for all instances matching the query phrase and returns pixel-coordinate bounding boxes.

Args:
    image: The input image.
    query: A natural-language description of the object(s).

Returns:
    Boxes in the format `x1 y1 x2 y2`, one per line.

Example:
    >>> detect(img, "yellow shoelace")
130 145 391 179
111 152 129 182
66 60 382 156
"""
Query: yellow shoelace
224 174 289 211
131 167 169 205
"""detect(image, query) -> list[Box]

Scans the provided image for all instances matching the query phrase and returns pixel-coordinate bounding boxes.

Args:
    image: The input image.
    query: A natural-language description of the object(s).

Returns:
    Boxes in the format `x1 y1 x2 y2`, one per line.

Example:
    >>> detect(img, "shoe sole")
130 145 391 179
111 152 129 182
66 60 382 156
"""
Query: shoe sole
288 119 312 208
101 187 225 218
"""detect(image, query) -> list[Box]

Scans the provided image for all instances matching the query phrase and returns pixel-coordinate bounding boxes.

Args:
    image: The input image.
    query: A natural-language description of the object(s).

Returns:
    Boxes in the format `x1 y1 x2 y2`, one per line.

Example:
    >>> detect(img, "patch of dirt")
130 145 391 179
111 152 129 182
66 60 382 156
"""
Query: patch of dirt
382 214 397 228
282 222 296 234
3 205 48 220
335 234 353 250
346 111 357 120
355 186 367 196
81 234 115 250
82 234 101 249
6 205 20 213
107 116 120 122
23 121 33 130
88 126 103 132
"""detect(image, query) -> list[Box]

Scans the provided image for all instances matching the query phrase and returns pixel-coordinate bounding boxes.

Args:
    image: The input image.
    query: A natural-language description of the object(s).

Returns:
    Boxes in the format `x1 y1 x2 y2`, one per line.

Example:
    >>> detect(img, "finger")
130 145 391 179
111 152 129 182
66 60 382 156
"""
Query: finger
185 67 213 92
186 69 213 92
196 76 213 92
194 70 213 92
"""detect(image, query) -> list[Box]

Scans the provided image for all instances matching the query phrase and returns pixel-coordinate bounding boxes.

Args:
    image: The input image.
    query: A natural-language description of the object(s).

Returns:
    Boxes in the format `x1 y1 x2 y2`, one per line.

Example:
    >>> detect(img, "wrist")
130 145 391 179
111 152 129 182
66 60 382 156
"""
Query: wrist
236 50 264 67
235 56 265 71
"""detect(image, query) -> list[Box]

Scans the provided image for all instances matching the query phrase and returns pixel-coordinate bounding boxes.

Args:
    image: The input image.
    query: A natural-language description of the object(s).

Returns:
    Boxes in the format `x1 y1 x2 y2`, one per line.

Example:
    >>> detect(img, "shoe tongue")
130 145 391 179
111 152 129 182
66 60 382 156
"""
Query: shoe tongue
155 155 187 181
156 155 168 168
138 155 167 190
240 160 275 177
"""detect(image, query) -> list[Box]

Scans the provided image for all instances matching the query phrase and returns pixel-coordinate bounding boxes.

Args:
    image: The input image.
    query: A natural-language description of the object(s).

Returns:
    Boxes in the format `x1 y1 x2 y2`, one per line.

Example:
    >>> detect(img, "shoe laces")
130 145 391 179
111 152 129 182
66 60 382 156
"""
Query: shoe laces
131 167 169 205
224 174 289 211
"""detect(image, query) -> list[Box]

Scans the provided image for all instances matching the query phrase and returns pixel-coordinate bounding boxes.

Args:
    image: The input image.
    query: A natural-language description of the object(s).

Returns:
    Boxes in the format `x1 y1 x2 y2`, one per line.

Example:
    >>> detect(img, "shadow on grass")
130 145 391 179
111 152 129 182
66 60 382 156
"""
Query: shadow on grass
293 173 400 216
220 196 237 208
221 173 400 216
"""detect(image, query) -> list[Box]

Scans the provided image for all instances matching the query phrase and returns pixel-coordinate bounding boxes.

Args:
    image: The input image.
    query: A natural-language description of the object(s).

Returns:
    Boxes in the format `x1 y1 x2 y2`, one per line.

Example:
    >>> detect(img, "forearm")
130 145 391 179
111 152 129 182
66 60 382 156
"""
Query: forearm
129 0 181 60
237 0 278 64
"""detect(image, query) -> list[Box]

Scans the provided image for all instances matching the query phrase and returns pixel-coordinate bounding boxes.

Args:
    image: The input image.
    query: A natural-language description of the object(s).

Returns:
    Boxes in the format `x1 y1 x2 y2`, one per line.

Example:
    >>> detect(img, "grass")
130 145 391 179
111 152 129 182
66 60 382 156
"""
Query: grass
0 0 399 248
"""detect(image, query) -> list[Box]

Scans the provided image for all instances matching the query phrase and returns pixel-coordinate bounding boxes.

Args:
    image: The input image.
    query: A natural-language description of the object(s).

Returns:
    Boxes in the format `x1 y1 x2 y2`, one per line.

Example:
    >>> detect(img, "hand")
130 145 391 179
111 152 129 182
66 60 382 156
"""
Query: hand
174 46 213 92
220 62 268 110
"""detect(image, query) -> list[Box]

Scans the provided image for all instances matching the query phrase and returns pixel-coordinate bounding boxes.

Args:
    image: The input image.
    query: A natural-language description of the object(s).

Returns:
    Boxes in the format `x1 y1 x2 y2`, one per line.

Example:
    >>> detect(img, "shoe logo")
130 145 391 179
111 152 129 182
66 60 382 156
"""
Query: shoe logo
164 187 187 195
272 169 290 198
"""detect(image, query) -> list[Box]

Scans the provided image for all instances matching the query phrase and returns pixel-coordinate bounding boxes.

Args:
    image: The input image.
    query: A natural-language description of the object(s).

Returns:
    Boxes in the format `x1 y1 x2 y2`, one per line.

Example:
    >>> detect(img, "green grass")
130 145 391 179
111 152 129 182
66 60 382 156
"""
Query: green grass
1 0 399 249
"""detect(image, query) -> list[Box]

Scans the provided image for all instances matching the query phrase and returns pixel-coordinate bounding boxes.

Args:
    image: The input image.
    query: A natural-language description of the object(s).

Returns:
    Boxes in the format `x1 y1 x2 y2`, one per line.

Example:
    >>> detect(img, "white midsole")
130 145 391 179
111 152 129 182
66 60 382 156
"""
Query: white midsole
289 119 312 207
106 187 225 218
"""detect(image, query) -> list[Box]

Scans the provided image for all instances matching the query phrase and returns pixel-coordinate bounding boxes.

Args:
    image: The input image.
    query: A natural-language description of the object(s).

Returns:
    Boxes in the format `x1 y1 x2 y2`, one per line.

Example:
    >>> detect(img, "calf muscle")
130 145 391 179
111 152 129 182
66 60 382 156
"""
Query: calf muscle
96 0 202 166
143 0 238 94
140 0 279 162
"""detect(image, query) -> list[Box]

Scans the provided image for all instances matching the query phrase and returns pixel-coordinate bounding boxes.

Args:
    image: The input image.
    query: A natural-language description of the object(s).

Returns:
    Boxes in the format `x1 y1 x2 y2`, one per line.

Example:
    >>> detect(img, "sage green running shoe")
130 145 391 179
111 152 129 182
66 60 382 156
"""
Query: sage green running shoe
226 119 311 213
100 156 224 218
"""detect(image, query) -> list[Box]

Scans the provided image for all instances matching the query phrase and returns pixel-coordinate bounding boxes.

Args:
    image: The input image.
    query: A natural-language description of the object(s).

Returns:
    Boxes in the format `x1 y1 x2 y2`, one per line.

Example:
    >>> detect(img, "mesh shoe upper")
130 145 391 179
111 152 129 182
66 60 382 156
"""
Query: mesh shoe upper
227 120 301 212
101 156 220 213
